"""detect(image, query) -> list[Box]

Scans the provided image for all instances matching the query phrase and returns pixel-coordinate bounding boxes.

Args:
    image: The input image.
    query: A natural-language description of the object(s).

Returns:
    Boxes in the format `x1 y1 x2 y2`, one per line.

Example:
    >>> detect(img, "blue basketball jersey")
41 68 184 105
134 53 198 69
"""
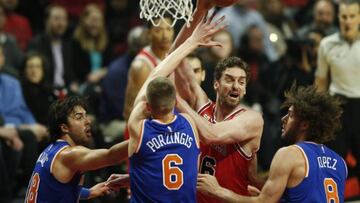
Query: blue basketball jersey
25 140 83 203
129 114 200 203
281 142 347 203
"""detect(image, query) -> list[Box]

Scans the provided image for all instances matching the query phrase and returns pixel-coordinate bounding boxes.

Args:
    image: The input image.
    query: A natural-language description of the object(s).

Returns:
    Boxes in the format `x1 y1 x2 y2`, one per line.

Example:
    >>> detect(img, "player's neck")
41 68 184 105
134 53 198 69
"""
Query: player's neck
150 45 168 60
215 102 240 122
152 113 176 124
60 134 76 146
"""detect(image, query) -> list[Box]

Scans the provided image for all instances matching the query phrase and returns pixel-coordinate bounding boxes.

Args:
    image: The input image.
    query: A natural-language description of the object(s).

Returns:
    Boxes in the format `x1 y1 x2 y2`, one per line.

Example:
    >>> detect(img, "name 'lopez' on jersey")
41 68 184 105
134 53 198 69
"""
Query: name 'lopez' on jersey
146 131 193 152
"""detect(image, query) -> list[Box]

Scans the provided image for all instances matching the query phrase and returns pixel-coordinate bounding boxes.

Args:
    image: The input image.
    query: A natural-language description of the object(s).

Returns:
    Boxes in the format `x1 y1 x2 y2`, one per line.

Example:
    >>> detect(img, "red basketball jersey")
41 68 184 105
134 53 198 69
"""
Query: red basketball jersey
197 101 253 203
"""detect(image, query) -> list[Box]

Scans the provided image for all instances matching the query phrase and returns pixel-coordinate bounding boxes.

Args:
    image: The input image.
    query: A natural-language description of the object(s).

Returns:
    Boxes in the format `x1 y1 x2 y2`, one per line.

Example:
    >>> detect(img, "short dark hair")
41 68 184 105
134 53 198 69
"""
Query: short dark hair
146 77 176 115
187 52 204 70
48 96 88 142
21 51 49 82
214 56 250 83
45 4 67 20
281 84 343 143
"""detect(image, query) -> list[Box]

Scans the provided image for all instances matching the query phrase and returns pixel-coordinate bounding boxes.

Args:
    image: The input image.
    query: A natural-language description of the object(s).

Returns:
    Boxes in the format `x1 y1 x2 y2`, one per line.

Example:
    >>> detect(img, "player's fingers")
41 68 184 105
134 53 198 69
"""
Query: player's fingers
206 10 217 24
212 23 228 35
212 15 225 28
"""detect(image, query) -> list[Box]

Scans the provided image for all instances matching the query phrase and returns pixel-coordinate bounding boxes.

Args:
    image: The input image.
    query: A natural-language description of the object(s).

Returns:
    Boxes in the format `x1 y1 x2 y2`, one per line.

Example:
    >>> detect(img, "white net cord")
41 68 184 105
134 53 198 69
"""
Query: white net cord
140 0 194 27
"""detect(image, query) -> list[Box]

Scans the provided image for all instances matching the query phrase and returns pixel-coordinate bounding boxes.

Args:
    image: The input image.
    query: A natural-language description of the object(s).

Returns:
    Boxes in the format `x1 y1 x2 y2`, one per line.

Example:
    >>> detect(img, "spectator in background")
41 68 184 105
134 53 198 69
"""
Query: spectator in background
49 0 104 21
297 0 337 39
105 0 142 56
72 3 112 119
239 25 271 111
0 44 48 201
0 125 23 202
259 0 297 58
99 26 148 143
315 0 360 187
2 0 33 51
20 52 56 126
217 0 279 62
28 5 76 91
259 0 297 39
300 28 324 78
73 4 112 86
0 4 22 71
199 29 234 101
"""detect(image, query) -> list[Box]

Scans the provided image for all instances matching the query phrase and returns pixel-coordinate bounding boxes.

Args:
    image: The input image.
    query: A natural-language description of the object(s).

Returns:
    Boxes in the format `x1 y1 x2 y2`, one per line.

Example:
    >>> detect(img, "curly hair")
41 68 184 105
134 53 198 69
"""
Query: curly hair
282 84 343 143
214 56 250 83
48 96 88 142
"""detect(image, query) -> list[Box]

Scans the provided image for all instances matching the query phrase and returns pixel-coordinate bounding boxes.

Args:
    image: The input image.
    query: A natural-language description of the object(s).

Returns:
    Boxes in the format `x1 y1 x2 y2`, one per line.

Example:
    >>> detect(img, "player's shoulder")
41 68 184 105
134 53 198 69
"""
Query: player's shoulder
276 145 304 160
130 58 151 72
57 145 86 161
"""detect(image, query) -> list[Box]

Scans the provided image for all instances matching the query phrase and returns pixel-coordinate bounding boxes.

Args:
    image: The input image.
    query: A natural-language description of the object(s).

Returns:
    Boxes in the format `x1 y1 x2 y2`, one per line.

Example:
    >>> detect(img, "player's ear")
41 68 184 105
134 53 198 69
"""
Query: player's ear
214 80 219 90
145 102 152 112
60 123 69 134
201 69 206 82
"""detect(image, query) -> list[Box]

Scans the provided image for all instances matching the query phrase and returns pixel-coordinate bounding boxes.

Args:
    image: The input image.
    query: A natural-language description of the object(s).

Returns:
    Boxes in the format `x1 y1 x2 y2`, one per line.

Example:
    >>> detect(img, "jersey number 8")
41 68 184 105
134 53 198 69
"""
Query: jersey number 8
25 173 40 203
324 178 339 203
162 154 183 190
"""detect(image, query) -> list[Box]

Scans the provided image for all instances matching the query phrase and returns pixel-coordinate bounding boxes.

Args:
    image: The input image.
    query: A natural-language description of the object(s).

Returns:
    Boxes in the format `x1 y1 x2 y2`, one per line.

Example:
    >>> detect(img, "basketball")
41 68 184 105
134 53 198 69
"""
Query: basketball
213 0 238 7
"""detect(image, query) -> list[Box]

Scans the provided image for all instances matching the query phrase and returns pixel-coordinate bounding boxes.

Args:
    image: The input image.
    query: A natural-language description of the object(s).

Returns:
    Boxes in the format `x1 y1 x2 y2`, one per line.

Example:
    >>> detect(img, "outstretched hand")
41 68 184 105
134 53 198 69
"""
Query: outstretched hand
105 174 130 191
188 13 227 48
88 182 111 199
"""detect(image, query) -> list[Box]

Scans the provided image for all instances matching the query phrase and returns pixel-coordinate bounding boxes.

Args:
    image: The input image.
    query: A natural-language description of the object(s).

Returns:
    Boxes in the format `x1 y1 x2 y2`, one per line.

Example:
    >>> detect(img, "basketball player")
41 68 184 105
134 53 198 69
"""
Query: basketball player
126 12 226 202
175 56 264 202
197 85 347 203
123 16 174 121
187 53 206 85
25 96 129 202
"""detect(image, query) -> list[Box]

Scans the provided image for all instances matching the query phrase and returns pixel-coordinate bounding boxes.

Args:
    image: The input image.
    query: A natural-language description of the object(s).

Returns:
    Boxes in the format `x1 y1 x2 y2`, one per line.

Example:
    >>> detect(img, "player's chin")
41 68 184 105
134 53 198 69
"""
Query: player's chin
226 97 240 107
82 137 92 147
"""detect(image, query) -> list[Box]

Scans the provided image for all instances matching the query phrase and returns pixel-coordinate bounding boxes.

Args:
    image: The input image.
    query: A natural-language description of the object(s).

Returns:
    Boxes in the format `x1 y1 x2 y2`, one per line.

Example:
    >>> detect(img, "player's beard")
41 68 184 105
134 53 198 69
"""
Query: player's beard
281 122 301 146
219 93 241 109
70 132 92 147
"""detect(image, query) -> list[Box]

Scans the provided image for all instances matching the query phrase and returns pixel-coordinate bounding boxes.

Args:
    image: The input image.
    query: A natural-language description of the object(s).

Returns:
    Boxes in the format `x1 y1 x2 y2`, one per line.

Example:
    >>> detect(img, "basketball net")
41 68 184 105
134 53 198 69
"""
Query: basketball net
139 0 194 27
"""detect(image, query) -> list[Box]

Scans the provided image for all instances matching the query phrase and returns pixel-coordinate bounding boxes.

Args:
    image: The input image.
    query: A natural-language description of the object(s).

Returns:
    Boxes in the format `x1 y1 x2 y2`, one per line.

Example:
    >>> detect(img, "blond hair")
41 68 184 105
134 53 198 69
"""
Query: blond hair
74 4 107 52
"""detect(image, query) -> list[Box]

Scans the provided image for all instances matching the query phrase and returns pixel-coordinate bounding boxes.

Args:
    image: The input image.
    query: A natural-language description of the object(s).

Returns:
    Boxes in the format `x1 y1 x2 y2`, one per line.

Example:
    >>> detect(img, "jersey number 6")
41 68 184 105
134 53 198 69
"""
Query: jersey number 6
162 154 183 190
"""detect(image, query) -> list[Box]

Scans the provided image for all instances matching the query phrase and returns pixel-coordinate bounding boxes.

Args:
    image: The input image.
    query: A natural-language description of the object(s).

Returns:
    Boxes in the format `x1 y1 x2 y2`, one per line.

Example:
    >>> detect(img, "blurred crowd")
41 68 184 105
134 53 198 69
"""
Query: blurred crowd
0 0 359 202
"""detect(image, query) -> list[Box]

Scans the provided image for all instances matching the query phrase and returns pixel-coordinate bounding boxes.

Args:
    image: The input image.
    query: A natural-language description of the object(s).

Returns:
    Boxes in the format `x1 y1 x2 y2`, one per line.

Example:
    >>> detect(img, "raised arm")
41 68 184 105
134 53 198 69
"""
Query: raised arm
123 61 152 121
128 101 149 156
175 55 209 109
197 146 299 203
177 97 263 145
